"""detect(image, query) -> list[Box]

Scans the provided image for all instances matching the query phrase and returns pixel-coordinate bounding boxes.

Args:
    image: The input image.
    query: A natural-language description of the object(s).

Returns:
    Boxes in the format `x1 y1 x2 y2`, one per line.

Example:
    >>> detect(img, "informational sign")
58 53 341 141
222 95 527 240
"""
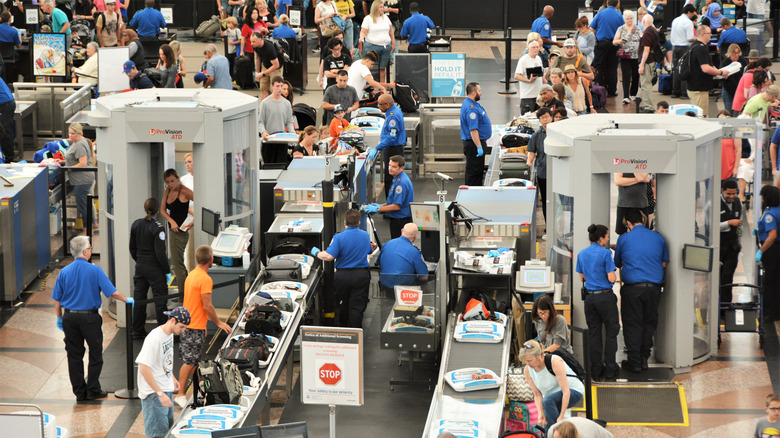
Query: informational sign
300 326 363 406
289 8 302 27
32 33 66 77
26 6 39 24
431 53 465 97
395 285 423 306
98 46 130 93
160 6 174 25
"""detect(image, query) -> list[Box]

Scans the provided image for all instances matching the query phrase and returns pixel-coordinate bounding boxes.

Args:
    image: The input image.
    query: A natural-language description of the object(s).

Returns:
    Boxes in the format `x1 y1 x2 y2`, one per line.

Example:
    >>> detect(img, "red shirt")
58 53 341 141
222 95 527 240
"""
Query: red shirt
721 139 737 180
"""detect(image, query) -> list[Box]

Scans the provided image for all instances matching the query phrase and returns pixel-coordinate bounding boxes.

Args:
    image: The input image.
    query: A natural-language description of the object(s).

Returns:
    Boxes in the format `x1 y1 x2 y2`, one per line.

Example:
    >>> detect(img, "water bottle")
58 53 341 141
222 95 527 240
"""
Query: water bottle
242 249 250 267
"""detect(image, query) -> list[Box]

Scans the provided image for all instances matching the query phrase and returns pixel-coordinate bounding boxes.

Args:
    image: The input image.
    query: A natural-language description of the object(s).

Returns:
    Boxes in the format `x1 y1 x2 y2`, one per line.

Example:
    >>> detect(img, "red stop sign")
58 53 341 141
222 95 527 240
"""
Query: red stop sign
400 289 420 304
319 363 342 385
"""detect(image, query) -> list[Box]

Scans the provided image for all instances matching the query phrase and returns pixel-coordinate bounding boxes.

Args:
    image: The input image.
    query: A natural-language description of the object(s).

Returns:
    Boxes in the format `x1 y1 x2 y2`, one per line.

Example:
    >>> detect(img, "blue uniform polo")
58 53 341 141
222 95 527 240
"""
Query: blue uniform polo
272 24 297 39
386 171 413 219
376 104 406 150
614 224 669 284
400 12 435 45
0 78 14 104
460 97 492 141
378 235 428 287
576 243 617 290
590 6 624 41
129 7 167 37
325 226 372 269
0 24 21 45
51 258 118 310
758 206 780 241
718 26 748 49
531 15 552 50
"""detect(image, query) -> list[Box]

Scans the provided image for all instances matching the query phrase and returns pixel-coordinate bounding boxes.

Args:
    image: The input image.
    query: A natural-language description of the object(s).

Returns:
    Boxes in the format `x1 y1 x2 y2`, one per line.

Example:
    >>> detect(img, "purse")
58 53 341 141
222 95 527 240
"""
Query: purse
318 2 340 37
617 47 632 59
505 365 534 402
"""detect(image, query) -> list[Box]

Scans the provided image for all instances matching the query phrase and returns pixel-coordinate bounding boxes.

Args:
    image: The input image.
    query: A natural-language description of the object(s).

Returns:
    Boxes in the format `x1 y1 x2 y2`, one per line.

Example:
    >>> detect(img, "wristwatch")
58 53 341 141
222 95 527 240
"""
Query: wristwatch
156 391 164 397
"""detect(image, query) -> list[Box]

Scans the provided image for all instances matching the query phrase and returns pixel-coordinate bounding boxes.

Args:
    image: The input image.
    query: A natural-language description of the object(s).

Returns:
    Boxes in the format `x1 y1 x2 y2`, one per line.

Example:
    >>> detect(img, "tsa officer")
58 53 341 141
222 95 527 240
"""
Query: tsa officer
460 82 492 186
363 155 414 239
719 179 743 305
130 198 171 339
311 209 373 328
756 185 780 321
378 222 429 291
614 208 669 373
575 224 619 380
374 93 407 200
400 2 435 53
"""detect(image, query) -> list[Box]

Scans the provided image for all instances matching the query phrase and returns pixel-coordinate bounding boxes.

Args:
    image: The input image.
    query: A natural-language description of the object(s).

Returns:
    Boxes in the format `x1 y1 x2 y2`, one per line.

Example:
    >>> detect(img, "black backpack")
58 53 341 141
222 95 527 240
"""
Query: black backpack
140 68 163 88
266 38 291 65
197 359 243 405
244 304 283 336
222 347 262 385
676 41 703 81
544 349 587 382
393 82 420 113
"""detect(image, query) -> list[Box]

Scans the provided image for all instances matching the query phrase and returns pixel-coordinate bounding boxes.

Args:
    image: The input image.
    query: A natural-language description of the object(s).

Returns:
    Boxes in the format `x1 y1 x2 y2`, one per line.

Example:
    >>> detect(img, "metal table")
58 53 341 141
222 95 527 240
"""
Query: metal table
14 100 37 160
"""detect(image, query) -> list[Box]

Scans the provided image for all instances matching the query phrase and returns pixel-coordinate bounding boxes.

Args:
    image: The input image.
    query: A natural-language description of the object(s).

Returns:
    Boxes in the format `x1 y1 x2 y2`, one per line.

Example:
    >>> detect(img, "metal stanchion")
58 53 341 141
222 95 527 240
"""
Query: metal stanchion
322 178 336 325
498 27 518 95
114 300 138 399
773 10 779 61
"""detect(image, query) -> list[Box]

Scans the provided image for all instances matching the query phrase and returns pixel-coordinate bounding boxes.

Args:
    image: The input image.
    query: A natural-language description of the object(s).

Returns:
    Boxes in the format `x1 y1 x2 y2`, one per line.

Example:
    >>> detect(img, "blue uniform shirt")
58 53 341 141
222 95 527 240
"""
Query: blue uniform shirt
718 26 748 49
386 171 413 218
401 12 435 45
460 97 492 140
376 104 406 150
324 226 372 269
614 224 669 284
758 206 780 241
576 243 617 290
51 258 118 310
378 235 428 288
129 7 167 37
590 7 625 41
531 15 552 50
0 24 21 45
272 24 297 38
0 78 14 104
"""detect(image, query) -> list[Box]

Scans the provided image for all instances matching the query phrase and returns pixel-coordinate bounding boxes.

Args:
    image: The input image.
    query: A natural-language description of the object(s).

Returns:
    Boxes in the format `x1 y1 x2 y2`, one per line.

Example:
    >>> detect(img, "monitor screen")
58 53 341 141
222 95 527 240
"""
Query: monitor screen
523 268 548 285
683 244 713 272
215 233 240 251
410 203 440 231
202 208 221 236
212 426 260 438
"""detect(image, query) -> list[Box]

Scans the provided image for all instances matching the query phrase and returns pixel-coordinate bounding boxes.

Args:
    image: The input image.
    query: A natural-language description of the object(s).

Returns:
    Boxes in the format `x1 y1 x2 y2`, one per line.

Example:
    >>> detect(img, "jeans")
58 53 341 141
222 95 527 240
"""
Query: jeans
543 389 583 431
142 391 175 437
672 45 688 95
343 18 354 51
73 183 91 221
364 40 391 68
722 88 735 116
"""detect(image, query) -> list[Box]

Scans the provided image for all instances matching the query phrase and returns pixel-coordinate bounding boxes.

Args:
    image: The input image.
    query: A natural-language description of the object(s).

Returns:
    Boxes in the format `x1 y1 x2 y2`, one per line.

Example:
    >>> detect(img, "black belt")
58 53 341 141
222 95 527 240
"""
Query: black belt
587 289 612 295
64 308 99 314
337 267 369 271
625 282 660 288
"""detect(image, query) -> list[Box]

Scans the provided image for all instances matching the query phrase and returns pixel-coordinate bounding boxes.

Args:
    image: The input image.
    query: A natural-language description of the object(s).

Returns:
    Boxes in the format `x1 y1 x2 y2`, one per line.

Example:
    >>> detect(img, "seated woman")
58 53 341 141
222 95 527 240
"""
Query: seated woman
72 42 99 86
522 339 585 433
292 126 321 157
531 294 573 354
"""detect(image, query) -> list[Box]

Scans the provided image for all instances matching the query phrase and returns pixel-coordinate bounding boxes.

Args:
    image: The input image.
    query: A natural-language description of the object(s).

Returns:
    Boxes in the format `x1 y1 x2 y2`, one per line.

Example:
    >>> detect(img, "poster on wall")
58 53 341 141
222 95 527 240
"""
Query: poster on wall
431 53 466 97
32 33 67 77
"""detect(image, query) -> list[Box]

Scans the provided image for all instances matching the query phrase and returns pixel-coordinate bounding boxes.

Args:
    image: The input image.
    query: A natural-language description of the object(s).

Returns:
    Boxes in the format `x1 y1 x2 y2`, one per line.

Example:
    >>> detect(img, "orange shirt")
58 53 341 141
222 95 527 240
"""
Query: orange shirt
183 266 212 330
721 139 737 180
329 117 350 150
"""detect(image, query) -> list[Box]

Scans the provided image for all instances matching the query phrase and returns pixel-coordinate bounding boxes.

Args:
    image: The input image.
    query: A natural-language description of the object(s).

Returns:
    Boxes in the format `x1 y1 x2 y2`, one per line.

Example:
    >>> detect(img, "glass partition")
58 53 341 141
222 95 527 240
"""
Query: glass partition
224 147 252 230
552 193 574 300
693 142 714 359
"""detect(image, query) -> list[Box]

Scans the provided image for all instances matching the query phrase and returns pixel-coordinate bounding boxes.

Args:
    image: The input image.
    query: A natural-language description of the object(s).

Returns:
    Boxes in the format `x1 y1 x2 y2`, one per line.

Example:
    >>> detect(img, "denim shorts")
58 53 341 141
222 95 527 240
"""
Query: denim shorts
364 41 391 69
179 328 205 366
142 391 174 437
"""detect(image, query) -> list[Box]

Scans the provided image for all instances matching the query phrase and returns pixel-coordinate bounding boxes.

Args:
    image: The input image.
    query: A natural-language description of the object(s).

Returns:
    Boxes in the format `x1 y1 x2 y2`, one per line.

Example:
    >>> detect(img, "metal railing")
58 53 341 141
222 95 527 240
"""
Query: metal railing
12 83 91 139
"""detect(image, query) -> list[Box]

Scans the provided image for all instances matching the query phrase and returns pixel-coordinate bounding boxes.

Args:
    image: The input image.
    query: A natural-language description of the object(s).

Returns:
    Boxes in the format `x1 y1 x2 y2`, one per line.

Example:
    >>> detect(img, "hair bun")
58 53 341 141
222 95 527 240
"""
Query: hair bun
587 224 597 233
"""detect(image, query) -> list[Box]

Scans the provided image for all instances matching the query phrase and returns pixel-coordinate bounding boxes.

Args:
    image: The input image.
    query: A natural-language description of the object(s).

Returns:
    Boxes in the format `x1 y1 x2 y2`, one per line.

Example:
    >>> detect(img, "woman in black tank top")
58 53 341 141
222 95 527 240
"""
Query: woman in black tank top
161 168 195 297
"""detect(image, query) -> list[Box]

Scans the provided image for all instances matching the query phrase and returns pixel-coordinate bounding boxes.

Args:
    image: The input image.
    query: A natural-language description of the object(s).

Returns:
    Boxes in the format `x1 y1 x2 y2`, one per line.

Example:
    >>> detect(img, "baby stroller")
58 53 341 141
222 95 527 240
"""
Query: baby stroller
293 103 317 129
70 19 93 49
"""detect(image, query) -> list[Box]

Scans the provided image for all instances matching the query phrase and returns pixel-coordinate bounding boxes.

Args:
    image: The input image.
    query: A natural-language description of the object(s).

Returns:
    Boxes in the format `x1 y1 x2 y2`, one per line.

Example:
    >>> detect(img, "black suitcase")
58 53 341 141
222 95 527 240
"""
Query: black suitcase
234 55 255 89
265 258 303 282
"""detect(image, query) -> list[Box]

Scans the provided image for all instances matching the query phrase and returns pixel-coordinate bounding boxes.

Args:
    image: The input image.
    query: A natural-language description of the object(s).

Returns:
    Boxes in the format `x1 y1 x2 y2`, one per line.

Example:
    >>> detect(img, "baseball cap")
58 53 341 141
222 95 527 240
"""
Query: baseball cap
123 60 135 73
768 85 780 98
333 104 346 112
105 0 116 3
194 72 207 84
164 307 191 325
563 38 576 47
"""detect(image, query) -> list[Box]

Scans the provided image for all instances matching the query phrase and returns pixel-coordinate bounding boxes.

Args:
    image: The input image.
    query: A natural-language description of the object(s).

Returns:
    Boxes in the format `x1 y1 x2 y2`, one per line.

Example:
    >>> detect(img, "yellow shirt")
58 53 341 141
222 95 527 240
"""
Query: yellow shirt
334 0 354 17
183 266 212 330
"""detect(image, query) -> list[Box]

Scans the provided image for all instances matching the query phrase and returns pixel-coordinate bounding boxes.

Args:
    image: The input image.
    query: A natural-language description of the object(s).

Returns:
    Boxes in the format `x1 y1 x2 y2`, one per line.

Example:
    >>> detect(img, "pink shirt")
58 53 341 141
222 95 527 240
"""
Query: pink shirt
732 69 755 112
93 0 106 12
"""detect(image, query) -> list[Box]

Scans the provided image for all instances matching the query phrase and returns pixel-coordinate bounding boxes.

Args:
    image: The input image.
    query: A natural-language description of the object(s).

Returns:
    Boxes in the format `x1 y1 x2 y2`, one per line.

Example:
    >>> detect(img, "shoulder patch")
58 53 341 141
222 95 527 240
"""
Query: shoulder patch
389 119 397 127
396 185 403 194
767 215 774 223
543 23 550 30
469 112 477 119
159 231 166 240
469 104 474 108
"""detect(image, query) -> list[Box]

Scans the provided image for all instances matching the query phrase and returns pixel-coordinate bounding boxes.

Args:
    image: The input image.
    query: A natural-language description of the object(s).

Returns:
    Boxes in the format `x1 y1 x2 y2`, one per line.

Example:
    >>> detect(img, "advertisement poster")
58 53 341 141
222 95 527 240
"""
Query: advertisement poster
431 53 466 97
300 326 363 406
32 33 66 77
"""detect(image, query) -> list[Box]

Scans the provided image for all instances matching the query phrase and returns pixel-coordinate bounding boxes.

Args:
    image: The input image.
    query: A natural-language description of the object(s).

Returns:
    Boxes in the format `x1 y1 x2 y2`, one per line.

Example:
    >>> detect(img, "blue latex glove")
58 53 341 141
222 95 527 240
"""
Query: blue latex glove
476 146 484 157
367 148 377 161
756 250 763 263
753 229 759 236
497 247 510 253
311 247 320 257
56 317 63 331
166 273 173 284
126 297 135 308
367 204 380 214
488 250 499 257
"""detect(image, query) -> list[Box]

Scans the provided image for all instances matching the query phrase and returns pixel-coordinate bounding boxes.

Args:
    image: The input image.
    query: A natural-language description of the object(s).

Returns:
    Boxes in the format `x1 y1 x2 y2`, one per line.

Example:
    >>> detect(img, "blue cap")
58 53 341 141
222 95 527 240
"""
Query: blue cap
164 307 191 325
194 72 207 84
123 60 135 73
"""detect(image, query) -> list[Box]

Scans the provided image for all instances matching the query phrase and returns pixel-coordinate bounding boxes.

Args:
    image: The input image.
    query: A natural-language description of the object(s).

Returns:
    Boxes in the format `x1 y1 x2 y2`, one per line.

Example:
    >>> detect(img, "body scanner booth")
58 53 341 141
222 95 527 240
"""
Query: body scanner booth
88 89 260 326
544 114 759 372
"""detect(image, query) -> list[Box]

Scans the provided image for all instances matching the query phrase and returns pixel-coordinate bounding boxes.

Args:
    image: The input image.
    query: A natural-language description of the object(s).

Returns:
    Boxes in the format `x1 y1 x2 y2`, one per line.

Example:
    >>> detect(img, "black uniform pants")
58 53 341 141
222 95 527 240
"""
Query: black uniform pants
335 268 371 328
462 139 487 186
133 261 169 336
719 245 740 305
0 99 15 161
389 216 412 239
621 282 662 367
407 43 429 53
537 177 547 227
584 291 620 376
383 145 405 200
762 243 780 320
62 311 103 398
594 40 619 95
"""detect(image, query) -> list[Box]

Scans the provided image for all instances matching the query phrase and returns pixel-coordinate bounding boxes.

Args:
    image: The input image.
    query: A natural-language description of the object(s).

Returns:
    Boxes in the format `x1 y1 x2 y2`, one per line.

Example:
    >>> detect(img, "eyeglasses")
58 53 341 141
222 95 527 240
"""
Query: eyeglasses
769 407 780 411
537 310 550 316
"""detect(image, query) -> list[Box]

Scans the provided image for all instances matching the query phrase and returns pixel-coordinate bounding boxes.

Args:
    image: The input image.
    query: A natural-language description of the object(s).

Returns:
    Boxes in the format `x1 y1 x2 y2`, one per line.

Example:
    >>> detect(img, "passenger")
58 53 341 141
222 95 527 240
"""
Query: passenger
322 70 360 126
180 153 195 272
527 107 553 234
160 168 194 299
549 417 614 438
551 421 578 438
515 40 545 114
614 208 669 373
59 123 95 231
756 185 780 321
521 339 585 433
575 224 619 380
311 209 372 328
156 43 178 88
328 104 350 151
531 294 573 354
360 0 395 84
754 393 780 437
293 126 321 157
552 106 568 121
655 100 669 113
124 61 155 90
614 171 651 235
720 179 743 305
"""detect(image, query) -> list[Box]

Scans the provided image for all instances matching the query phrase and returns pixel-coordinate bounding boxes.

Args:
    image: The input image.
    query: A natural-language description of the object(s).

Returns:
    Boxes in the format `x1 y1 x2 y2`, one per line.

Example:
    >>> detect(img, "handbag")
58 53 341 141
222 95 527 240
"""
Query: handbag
332 15 346 30
505 365 534 402
318 2 340 37
617 47 632 59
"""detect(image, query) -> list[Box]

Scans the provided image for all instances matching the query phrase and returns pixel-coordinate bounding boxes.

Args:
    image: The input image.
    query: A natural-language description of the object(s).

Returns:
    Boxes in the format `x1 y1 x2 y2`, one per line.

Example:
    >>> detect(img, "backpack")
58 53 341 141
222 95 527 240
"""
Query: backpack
676 41 702 81
543 349 587 382
196 15 222 38
140 68 163 88
244 304 283 336
197 359 243 405
266 38 291 65
222 347 262 385
393 82 420 113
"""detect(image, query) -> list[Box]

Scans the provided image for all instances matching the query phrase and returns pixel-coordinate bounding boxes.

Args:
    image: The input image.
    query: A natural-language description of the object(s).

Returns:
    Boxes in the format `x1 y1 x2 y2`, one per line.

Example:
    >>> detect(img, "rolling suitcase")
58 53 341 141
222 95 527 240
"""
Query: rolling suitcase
658 74 672 95
500 163 531 180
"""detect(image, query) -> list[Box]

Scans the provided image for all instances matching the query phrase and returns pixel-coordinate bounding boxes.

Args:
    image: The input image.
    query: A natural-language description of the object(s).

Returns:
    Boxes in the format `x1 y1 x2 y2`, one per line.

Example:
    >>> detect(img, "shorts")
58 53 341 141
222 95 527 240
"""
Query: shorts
737 157 755 181
364 41 391 69
179 328 205 366
142 391 174 437
259 67 283 92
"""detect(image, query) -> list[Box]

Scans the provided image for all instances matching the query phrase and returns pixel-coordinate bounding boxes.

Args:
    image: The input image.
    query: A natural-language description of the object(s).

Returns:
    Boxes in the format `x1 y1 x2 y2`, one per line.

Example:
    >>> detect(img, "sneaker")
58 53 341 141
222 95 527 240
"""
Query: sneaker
541 234 547 241
665 62 673 73
622 97 631 104
174 395 188 408
312 45 320 53
630 95 637 101
767 38 774 48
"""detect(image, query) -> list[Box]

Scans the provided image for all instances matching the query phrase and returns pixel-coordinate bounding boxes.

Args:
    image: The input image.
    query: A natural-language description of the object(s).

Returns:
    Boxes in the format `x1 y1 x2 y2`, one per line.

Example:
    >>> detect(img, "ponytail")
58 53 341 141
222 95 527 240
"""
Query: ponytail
144 197 159 221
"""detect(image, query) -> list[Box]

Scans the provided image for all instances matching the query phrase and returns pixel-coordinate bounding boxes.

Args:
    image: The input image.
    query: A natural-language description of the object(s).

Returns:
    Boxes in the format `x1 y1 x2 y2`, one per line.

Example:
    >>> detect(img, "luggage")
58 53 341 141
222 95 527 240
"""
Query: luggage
338 129 366 152
222 347 261 385
233 55 255 89
393 82 420 113
265 258 303 282
354 107 385 118
244 304 283 336
500 162 531 180
293 103 317 128
502 133 530 148
267 237 306 257
141 68 163 88
658 73 672 95
196 15 222 38
590 82 607 108
505 400 540 434
197 359 243 405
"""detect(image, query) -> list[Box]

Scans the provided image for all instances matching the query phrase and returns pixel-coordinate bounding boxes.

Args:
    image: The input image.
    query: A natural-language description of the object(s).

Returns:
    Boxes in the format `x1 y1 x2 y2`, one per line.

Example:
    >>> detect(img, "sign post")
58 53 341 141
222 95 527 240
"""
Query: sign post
300 326 364 438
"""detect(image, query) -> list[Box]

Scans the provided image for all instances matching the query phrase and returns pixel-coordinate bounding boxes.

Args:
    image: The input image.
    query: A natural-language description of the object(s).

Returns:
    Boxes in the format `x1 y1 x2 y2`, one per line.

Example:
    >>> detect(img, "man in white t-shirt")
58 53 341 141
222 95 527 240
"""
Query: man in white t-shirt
515 40 546 114
136 306 189 438
347 50 391 101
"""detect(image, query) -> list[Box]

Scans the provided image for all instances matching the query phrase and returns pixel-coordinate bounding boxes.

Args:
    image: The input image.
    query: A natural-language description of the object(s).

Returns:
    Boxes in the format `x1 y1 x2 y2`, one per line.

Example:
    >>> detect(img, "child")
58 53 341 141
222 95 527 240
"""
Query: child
329 104 350 151
224 16 241 77
755 393 780 438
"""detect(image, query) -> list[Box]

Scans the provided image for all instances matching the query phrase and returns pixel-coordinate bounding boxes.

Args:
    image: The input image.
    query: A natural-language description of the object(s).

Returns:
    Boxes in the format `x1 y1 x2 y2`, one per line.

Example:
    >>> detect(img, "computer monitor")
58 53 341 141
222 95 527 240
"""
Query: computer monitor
259 421 308 438
214 232 241 253
212 426 260 438
410 202 440 231
202 207 221 236
517 266 552 290
683 243 713 272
